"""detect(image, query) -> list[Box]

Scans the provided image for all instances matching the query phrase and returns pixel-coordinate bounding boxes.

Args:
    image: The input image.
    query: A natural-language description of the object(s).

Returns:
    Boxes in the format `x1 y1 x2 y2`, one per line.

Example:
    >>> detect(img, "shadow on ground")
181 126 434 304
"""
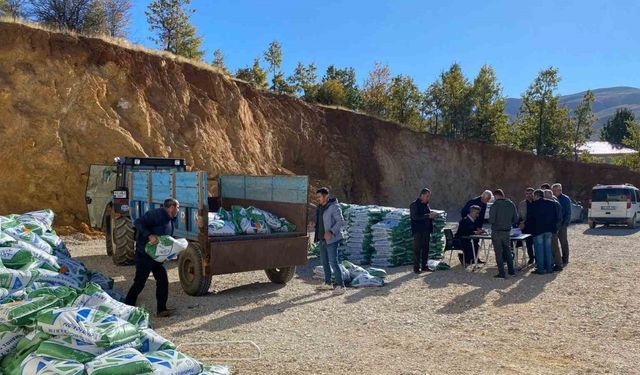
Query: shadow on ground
424 261 557 314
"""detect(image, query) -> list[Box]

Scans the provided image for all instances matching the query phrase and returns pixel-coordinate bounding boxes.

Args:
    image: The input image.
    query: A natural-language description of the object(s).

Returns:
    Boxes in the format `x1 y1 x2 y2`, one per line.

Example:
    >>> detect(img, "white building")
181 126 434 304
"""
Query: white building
578 141 638 163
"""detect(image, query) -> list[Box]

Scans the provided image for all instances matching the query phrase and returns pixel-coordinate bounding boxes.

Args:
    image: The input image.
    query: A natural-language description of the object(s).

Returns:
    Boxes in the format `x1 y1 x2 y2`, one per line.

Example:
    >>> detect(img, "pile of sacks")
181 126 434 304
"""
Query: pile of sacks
208 206 296 237
370 209 414 267
0 209 229 375
313 261 387 287
337 204 390 264
428 211 447 260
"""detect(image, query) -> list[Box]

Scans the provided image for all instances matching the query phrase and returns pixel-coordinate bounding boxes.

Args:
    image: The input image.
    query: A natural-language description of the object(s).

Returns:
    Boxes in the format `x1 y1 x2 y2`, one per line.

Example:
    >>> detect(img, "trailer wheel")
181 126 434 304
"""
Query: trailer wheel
103 215 113 256
265 266 296 284
112 215 135 266
179 242 212 296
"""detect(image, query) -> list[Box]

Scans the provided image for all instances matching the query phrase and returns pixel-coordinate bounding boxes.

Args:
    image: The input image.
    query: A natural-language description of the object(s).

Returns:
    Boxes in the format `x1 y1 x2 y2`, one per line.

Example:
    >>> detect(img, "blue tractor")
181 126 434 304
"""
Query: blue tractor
85 157 187 265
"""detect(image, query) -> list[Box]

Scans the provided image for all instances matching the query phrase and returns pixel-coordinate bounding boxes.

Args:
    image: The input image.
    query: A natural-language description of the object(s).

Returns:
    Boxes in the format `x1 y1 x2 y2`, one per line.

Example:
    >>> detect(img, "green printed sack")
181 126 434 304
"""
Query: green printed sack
36 336 108 363
28 286 78 306
0 289 27 304
0 325 25 357
17 210 55 233
366 267 388 278
20 352 85 375
350 273 384 288
35 269 85 289
0 330 50 375
146 349 202 375
200 364 231 375
85 347 154 375
0 267 38 290
40 232 62 248
341 261 368 277
0 232 17 247
57 257 89 283
4 228 52 254
0 295 61 326
37 307 140 348
0 247 35 269
72 283 149 328
245 207 270 234
18 242 60 271
138 328 175 353
230 206 254 234
145 236 189 262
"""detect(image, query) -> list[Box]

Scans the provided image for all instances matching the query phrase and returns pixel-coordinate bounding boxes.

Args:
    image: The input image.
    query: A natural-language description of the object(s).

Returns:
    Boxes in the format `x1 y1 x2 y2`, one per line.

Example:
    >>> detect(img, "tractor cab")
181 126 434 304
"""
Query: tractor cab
85 157 186 265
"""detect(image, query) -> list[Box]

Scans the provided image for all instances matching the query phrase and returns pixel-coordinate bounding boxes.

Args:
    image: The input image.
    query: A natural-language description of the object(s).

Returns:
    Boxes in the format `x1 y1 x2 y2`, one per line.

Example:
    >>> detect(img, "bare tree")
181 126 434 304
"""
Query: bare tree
0 0 27 19
103 0 131 37
28 0 95 31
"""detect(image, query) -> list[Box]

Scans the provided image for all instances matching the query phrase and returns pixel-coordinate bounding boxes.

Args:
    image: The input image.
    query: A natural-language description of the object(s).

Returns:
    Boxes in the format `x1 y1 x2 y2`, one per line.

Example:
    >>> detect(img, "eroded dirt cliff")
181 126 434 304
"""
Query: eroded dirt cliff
1 21 639 226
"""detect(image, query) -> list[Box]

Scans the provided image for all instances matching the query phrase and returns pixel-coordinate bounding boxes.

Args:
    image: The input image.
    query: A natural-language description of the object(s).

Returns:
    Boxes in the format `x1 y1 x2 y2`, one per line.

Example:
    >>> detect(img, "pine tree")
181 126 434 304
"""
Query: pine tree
235 58 267 89
601 107 635 145
469 65 507 143
211 49 228 73
570 90 597 161
388 75 423 129
288 62 318 101
146 0 204 60
517 67 571 157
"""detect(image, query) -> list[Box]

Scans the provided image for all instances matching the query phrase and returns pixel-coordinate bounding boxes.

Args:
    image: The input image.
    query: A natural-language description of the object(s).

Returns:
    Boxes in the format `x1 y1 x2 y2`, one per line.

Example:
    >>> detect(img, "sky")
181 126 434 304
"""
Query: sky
128 0 640 98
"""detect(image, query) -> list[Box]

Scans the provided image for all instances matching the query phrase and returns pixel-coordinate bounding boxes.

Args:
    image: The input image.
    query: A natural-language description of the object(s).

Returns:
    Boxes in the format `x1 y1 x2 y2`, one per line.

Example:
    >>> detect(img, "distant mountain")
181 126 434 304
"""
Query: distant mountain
505 86 640 139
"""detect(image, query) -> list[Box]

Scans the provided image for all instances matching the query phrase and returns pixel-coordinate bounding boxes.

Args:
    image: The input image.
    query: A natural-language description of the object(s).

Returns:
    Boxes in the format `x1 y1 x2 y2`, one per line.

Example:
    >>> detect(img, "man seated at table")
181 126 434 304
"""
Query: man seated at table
460 190 493 263
455 205 485 267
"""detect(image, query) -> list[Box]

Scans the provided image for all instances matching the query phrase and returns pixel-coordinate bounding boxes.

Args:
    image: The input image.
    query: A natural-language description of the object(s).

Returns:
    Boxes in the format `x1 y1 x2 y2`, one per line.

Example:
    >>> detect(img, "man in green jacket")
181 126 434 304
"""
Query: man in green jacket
489 189 519 279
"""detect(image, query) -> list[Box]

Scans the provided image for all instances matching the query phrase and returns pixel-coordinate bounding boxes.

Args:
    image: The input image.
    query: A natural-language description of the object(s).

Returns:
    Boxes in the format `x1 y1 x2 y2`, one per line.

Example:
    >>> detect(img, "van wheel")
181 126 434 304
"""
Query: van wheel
265 267 296 284
628 215 637 229
588 220 596 229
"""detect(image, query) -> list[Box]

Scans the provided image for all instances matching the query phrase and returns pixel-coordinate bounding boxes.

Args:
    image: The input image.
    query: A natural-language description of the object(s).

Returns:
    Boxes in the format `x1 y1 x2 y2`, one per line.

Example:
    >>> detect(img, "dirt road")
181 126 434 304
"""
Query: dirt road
68 224 640 375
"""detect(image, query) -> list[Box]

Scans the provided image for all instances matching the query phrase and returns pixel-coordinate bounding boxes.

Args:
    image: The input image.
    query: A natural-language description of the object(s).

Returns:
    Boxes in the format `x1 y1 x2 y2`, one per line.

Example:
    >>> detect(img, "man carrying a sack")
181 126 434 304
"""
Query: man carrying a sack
125 198 180 317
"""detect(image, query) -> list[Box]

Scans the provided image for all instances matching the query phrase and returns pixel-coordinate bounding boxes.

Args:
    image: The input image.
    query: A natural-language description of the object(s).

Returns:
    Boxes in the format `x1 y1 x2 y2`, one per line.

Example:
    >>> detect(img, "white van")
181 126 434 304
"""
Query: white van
588 184 640 228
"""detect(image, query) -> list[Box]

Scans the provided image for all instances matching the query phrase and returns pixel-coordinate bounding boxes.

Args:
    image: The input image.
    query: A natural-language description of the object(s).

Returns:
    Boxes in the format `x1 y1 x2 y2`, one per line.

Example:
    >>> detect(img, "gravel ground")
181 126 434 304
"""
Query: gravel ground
67 224 640 375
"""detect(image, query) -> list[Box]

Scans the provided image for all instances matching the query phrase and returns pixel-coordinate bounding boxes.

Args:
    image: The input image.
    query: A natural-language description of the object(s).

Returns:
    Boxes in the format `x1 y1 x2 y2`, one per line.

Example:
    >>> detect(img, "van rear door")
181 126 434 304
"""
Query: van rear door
590 188 632 218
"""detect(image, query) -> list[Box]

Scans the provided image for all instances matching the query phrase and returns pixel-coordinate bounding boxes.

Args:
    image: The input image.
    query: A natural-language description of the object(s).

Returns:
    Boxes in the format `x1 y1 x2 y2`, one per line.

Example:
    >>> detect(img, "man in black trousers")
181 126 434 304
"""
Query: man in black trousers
125 198 180 317
410 188 437 274
518 188 535 264
454 205 485 266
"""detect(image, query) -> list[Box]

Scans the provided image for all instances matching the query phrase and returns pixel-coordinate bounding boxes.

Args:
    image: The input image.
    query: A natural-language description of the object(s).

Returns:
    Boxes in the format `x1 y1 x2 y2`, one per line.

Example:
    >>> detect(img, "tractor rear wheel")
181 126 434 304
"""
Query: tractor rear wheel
179 242 212 296
265 266 296 284
112 215 135 266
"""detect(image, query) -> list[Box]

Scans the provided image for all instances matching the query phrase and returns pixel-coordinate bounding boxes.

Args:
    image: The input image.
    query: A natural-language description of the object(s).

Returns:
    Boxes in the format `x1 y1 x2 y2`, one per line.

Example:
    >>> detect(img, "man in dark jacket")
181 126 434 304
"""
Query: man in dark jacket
314 187 347 294
410 188 438 274
518 188 535 264
454 205 484 266
526 190 559 275
461 190 493 263
545 189 564 271
552 183 572 267
461 190 493 231
489 189 519 278
125 198 179 317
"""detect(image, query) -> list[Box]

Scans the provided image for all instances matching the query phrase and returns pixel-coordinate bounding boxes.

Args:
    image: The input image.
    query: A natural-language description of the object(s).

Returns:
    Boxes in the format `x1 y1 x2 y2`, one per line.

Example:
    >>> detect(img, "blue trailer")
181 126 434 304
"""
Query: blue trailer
126 171 309 296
